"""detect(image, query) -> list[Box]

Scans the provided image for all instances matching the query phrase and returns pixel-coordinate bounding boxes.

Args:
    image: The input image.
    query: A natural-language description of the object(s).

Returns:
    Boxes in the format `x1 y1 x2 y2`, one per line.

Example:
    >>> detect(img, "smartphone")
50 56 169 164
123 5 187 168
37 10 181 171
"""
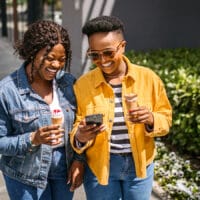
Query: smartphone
85 114 103 126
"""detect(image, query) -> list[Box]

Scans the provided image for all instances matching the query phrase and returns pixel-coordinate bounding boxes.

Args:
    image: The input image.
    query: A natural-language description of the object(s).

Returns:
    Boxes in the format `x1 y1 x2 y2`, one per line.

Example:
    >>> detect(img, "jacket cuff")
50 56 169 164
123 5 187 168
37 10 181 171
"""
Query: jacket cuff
73 151 86 163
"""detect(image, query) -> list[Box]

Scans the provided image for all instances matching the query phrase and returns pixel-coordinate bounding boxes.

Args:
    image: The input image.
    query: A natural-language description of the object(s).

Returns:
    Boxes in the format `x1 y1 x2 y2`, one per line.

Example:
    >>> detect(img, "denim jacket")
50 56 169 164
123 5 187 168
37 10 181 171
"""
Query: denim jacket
0 63 84 189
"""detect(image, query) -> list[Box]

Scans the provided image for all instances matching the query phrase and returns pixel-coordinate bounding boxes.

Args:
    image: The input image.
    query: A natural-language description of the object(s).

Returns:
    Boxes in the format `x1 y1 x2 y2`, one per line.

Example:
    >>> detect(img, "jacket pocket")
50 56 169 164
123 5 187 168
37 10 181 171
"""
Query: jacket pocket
12 110 40 133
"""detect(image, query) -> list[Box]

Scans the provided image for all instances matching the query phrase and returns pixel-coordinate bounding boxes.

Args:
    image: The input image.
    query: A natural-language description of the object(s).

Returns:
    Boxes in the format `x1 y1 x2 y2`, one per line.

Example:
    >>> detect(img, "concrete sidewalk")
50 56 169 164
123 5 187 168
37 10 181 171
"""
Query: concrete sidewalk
0 171 9 200
0 38 22 79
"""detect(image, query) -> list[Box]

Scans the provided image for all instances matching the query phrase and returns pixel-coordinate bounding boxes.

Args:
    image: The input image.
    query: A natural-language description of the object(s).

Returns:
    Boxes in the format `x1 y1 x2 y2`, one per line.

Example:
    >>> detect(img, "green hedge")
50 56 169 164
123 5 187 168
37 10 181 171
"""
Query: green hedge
125 48 200 156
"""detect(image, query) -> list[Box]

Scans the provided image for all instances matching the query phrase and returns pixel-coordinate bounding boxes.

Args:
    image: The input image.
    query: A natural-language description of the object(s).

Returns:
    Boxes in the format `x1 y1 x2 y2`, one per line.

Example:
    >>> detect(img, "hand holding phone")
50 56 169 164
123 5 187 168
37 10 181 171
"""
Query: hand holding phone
75 114 105 143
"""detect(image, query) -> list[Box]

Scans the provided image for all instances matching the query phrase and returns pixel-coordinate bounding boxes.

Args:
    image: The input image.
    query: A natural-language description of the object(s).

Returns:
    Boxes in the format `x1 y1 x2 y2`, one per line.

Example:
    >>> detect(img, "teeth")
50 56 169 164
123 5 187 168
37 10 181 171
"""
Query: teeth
47 68 57 73
102 62 112 67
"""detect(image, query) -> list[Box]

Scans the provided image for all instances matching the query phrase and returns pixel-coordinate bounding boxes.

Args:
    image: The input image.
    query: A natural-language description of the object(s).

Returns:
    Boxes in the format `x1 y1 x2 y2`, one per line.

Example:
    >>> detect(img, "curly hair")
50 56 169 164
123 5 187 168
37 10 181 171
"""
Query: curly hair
14 20 72 72
82 15 125 37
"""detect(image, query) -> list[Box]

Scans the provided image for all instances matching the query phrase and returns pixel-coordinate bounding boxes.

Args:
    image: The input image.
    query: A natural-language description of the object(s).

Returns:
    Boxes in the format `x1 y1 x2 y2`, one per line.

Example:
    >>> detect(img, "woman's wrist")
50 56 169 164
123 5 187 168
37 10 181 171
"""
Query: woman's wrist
75 130 86 146
29 132 38 147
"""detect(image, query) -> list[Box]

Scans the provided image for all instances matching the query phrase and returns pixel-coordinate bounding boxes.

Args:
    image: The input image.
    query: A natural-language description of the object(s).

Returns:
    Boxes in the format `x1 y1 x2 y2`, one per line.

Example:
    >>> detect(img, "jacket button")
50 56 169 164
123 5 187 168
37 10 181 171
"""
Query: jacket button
109 119 113 123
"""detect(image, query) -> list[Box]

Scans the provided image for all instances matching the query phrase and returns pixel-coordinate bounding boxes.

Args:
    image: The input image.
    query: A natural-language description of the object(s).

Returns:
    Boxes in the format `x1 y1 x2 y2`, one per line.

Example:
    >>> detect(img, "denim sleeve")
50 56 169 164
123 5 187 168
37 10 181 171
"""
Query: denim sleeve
0 131 34 156
0 94 33 156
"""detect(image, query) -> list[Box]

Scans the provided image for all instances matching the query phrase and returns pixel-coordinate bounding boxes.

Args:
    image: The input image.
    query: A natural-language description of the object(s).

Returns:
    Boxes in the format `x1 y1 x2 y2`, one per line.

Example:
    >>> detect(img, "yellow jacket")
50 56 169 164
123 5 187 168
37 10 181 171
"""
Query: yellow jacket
70 56 172 185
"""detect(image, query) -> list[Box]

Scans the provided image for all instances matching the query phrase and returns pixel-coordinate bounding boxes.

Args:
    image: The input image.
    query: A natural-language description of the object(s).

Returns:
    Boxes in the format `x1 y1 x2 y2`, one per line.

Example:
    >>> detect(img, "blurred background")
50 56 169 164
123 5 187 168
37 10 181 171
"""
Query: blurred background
1 0 200 77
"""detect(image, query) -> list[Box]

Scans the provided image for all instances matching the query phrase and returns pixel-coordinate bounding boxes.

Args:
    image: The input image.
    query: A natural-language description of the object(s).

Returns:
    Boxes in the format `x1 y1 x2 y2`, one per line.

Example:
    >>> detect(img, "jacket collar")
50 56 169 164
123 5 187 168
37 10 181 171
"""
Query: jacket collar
93 67 107 88
16 63 31 95
123 55 136 81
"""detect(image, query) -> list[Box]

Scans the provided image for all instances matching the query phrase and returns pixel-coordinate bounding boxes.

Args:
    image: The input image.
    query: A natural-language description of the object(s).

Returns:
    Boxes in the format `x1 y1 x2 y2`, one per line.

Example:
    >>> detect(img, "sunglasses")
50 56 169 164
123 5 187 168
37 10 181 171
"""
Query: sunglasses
87 41 124 61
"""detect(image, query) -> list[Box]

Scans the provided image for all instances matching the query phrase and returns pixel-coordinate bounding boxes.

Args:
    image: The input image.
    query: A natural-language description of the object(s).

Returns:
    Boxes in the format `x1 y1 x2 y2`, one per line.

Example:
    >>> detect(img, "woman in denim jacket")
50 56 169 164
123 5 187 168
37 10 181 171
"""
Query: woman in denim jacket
0 20 84 200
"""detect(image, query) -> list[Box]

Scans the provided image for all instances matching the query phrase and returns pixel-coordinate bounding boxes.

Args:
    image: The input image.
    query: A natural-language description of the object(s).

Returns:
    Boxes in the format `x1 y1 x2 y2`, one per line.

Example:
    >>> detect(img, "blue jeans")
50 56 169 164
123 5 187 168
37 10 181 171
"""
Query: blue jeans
84 154 154 200
3 147 73 200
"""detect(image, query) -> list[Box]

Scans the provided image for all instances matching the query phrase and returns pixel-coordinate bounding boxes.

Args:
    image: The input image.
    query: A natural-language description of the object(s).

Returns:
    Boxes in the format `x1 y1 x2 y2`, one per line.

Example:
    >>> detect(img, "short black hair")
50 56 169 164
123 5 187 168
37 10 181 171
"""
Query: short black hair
82 15 124 37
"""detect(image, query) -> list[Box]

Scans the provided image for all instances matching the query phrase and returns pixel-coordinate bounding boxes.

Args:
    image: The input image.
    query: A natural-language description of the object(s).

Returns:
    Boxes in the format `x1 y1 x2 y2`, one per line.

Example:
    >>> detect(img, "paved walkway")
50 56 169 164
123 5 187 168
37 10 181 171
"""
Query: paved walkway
0 37 161 200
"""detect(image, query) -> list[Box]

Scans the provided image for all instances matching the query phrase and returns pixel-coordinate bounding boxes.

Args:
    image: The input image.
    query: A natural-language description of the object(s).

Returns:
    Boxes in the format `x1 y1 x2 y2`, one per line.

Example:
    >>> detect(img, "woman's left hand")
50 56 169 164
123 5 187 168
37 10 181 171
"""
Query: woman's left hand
67 160 84 191
128 106 154 126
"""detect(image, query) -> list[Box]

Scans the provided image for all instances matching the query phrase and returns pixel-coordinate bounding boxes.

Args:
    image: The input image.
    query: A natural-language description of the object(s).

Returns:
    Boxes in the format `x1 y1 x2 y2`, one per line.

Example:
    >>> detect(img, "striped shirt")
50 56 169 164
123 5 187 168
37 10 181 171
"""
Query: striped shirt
110 84 131 154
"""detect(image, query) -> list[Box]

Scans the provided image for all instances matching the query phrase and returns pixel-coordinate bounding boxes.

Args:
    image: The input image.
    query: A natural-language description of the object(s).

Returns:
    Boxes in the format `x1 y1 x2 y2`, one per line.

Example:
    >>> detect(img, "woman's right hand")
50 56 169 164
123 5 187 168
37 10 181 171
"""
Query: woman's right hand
75 120 106 143
30 125 64 146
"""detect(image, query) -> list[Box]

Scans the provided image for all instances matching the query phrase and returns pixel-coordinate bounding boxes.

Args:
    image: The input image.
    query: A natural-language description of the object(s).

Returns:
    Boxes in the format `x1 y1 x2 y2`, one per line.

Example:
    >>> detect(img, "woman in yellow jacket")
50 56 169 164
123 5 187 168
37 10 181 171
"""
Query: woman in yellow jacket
70 16 172 200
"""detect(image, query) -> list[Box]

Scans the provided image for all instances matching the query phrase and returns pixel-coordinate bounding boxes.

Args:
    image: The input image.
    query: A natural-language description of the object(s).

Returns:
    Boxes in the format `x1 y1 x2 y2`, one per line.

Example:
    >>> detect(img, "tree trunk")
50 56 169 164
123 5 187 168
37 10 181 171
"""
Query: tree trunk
0 0 8 37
